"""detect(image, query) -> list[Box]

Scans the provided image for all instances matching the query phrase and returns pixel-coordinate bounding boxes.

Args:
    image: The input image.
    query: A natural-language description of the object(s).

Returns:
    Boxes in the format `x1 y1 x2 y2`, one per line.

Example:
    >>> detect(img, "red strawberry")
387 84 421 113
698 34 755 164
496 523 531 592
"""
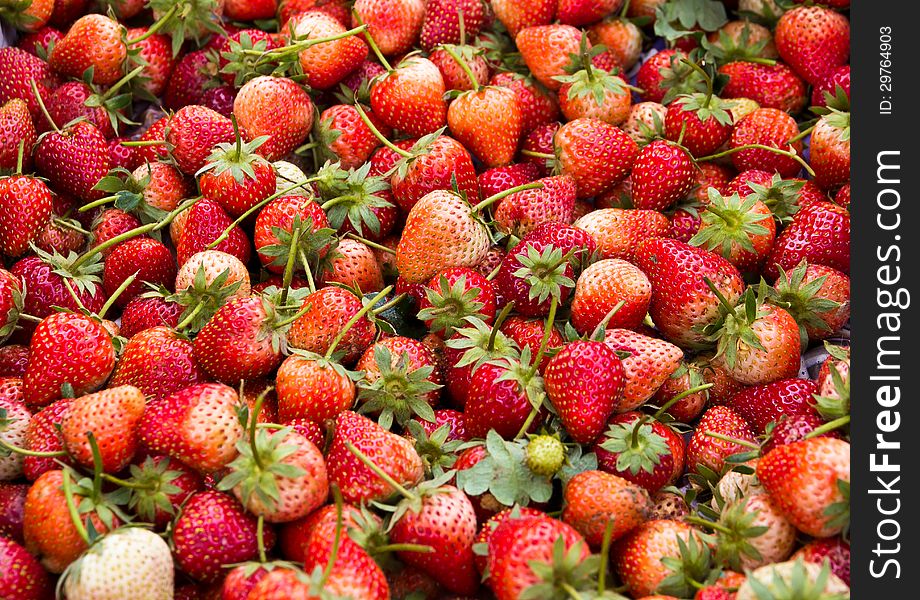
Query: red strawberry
762 412 842 455
0 533 54 599
172 490 270 583
0 379 29 481
729 108 804 178
109 326 207 401
603 328 684 412
810 110 850 191
198 133 277 218
420 0 485 49
491 0 555 38
686 405 756 475
371 56 448 136
764 201 850 280
545 340 625 443
635 238 745 349
493 175 576 238
757 437 850 537
718 61 807 114
390 135 479 213
418 267 497 337
490 72 560 136
23 313 115 408
0 99 36 171
774 6 850 85
595 411 684 493
103 237 177 308
811 65 850 108
10 254 105 323
726 378 817 435
166 105 235 175
571 259 651 334
515 24 583 91
323 238 385 291
665 93 735 157
276 354 357 423
17 25 63 57
390 485 480 595
290 11 368 90
635 49 690 103
478 162 541 198
613 519 703 598
690 189 776 272
0 47 58 119
631 140 695 211
61 385 145 473
162 50 214 110
22 398 74 481
499 316 564 373
464 357 543 439
0 484 28 541
326 410 424 504
0 175 52 257
0 346 29 377
562 469 653 547
34 120 111 202
138 382 245 473
793 537 851 586
317 104 391 169
353 0 426 56
126 27 175 97
302 511 390 599
574 208 670 262
49 14 126 85
557 0 620 26
555 117 639 198
448 83 523 168
587 18 643 71
176 198 252 266
224 0 276 20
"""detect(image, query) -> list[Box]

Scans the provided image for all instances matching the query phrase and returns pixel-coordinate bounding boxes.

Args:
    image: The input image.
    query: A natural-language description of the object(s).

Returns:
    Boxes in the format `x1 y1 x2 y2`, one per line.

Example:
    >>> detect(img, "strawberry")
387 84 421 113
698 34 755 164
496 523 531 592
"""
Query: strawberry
22 398 74 481
574 207 670 262
588 17 643 70
17 25 63 56
219 426 328 523
40 81 118 139
635 238 745 349
557 0 621 26
571 259 651 334
515 24 584 91
162 50 215 110
635 49 696 104
253 194 331 275
418 267 496 336
490 72 560 136
0 536 53 600
198 130 277 218
718 61 807 114
757 437 850 537
10 253 106 324
738 560 848 598
176 198 252 266
448 80 523 168
809 109 850 191
0 346 29 377
61 527 173 599
316 104 391 169
488 515 591 600
389 484 480 595
389 135 479 213
811 65 850 109
172 490 269 583
689 190 776 272
0 380 29 481
595 411 684 493
110 326 207 400
792 537 851 586
0 47 58 119
478 163 541 199
289 287 375 364
166 105 235 175
126 27 175 97
326 410 424 504
710 492 797 571
290 10 369 90
117 295 182 338
687 405 756 475
103 237 177 307
0 481 27 541
665 92 735 157
420 0 486 49
276 353 358 423
464 355 544 439
491 0 555 38
555 117 639 198
0 174 52 257
35 120 111 202
324 238 385 291
766 262 850 342
49 14 125 85
499 315 564 373
562 470 652 547
762 412 842 455
23 313 115 408
556 45 634 126
545 340 625 443
494 237 575 316
302 511 390 599
765 201 850 280
371 56 448 136
631 140 695 211
728 108 804 178
396 189 490 283
603 328 684 412
61 385 145 473
23 469 116 573
724 378 816 436
614 519 703 598
138 382 245 473
174 250 252 307
0 99 36 171
493 175 577 237
353 0 426 56
225 0 276 19
774 6 849 85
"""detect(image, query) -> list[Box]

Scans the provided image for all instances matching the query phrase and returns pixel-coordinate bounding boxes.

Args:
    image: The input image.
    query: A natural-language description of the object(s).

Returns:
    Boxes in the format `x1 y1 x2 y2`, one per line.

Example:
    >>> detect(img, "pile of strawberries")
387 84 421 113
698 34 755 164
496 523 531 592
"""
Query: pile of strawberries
0 0 851 598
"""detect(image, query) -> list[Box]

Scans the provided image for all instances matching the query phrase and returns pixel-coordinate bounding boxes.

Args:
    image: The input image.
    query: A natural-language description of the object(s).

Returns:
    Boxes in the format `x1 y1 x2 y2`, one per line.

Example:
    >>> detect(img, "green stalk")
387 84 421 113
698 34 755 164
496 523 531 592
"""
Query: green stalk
440 44 479 92
472 181 544 213
345 440 417 501
804 415 850 439
125 4 179 44
353 102 413 158
279 221 304 307
324 286 392 359
346 232 396 254
62 470 91 546
0 438 67 457
697 144 815 177
651 383 714 420
97 273 137 320
703 430 760 450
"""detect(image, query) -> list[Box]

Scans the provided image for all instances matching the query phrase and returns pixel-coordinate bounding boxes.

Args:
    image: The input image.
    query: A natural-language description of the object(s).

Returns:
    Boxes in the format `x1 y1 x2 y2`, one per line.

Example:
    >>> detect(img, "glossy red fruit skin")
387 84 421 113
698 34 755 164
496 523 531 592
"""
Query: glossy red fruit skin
0 536 53 600
686 405 756 475
726 378 818 435
103 237 177 308
774 6 850 85
465 361 540 439
718 61 807 114
0 346 29 377
764 201 850 280
109 326 208 402
635 49 683 103
34 120 111 202
10 257 106 326
193 297 282 384
0 47 59 119
594 412 682 494
664 100 732 157
119 296 184 339
23 398 75 481
0 482 29 543
631 140 695 211
172 490 273 583
163 50 212 109
762 412 843 455
811 65 850 108
176 198 252 266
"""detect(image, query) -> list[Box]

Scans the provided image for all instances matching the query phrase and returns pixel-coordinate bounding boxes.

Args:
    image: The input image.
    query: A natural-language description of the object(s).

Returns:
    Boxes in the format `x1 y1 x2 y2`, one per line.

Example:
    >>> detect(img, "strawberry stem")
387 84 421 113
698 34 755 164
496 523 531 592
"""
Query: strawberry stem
71 222 157 270
256 515 267 563
372 543 435 554
14 140 24 175
345 232 396 255
62 470 91 547
280 221 304 306
371 293 407 315
101 65 145 101
16 313 43 324
702 430 760 450
126 4 179 45
321 484 345 585
697 144 815 177
680 58 714 107
529 294 558 378
30 80 59 133
588 300 625 340
78 195 118 213
520 150 555 160
352 11 391 72
344 440 417 502
560 582 585 600
652 383 714 420
86 432 105 501
253 25 369 63
100 472 156 491
324 285 393 359
97 272 137 320
489 301 515 351
804 415 850 439
299 249 316 293
175 301 205 332
472 182 544 213
119 139 168 147
352 102 412 158
786 125 816 145
248 388 272 471
685 515 734 536
0 437 68 457
439 44 479 92
598 519 615 593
